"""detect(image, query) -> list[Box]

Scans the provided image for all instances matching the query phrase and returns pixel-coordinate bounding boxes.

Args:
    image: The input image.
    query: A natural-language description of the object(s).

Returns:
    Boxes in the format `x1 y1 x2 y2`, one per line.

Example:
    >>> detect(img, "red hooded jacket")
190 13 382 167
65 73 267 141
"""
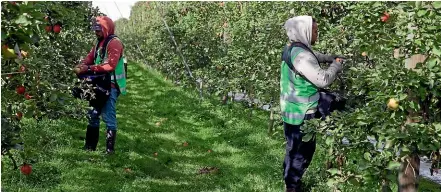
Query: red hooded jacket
81 16 124 74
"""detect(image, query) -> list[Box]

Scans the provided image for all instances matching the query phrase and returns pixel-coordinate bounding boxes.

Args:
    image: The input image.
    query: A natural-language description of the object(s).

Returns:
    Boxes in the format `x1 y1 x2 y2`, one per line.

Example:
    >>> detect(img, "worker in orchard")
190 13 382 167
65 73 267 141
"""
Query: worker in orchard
280 15 345 192
73 16 127 155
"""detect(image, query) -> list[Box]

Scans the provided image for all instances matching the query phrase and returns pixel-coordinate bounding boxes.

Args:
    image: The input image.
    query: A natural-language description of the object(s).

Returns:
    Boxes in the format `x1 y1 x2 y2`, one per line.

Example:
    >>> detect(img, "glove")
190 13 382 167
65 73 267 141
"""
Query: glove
326 54 347 63
331 59 343 73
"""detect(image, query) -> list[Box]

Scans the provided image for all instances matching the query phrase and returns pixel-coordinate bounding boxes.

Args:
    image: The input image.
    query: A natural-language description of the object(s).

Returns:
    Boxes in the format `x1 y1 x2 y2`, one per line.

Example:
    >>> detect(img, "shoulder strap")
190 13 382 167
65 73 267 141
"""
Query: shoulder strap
94 34 118 61
102 34 117 59
282 42 320 72
282 42 326 91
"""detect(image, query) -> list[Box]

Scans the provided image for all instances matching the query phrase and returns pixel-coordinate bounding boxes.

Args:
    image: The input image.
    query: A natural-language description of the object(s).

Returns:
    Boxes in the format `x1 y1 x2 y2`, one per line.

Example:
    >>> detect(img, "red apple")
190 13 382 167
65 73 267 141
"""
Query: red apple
19 65 26 72
25 93 32 100
20 164 32 175
16 86 25 95
53 24 61 34
16 112 23 120
45 25 52 32
381 12 390 22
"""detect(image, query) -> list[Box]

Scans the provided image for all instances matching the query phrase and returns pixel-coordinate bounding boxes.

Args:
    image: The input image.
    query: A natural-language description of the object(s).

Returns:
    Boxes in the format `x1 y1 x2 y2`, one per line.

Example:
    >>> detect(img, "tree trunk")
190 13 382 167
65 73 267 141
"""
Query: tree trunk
230 92 234 103
222 90 228 105
199 80 203 98
268 106 274 135
398 154 420 192
396 57 426 192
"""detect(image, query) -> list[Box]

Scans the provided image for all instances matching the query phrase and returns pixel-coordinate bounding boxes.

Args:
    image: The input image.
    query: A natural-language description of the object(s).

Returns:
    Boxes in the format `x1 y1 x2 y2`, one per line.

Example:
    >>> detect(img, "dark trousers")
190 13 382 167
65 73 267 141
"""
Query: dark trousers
283 114 316 190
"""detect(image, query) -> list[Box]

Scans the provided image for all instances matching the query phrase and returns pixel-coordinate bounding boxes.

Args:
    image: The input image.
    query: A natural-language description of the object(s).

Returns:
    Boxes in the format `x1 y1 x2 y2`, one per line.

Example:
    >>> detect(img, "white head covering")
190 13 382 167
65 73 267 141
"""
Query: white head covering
284 15 313 48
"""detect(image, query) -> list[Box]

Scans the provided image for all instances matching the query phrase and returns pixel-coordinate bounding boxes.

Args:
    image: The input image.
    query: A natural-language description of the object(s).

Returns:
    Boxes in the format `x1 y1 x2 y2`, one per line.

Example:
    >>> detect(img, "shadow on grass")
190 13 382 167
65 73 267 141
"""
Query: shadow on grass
2 62 285 192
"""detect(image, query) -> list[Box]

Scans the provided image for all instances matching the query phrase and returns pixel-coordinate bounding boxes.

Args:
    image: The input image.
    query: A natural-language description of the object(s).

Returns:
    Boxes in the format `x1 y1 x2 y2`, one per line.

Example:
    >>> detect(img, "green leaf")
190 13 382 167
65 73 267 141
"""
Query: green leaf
415 1 422 8
372 2 382 7
417 10 427 17
402 146 410 152
433 1 441 9
326 178 337 187
386 161 401 170
327 168 340 176
386 173 397 183
49 93 58 102
432 46 441 56
357 121 368 126
15 15 31 26
364 152 372 161
398 93 408 100
429 79 434 88
385 139 394 149
328 147 334 155
325 136 334 145
302 133 313 142
134 71 143 77
348 177 360 186
418 142 431 151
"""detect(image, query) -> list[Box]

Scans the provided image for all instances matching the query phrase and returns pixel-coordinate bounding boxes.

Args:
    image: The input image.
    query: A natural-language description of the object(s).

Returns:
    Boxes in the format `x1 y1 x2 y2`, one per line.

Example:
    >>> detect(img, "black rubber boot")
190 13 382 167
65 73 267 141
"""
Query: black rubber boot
105 130 117 154
84 125 99 151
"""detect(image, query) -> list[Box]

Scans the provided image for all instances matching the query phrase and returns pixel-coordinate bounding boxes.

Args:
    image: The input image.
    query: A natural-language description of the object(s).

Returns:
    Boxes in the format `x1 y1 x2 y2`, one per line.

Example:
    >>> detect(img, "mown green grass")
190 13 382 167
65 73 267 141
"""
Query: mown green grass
420 178 441 192
1 62 439 192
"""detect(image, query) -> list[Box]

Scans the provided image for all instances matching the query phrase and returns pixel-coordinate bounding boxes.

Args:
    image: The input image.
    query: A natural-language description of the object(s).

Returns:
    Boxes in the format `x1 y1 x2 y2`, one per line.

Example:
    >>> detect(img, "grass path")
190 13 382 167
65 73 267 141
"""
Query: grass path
1 63 439 192
2 63 287 192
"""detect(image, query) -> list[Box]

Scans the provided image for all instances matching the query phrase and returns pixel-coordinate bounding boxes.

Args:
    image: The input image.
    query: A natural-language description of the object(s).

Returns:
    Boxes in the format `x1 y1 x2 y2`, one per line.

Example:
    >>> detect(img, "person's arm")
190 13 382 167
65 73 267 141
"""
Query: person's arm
81 47 96 66
313 51 346 64
313 51 330 63
89 39 123 73
293 51 342 88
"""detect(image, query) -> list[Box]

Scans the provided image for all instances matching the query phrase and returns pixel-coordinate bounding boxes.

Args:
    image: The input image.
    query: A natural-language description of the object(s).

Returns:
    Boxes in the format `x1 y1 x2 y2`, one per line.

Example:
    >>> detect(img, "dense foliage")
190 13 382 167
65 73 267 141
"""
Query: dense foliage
1 1 101 168
116 1 441 191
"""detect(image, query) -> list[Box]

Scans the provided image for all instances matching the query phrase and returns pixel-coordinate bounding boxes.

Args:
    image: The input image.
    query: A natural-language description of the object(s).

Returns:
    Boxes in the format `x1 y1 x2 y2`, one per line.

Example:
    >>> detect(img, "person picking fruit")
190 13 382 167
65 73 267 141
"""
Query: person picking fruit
280 15 345 192
73 16 127 155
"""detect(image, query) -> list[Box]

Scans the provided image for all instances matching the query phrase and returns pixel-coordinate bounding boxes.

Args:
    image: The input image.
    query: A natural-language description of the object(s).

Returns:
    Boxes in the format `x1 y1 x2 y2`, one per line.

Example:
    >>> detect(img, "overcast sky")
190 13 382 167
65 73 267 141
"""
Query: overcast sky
92 1 137 21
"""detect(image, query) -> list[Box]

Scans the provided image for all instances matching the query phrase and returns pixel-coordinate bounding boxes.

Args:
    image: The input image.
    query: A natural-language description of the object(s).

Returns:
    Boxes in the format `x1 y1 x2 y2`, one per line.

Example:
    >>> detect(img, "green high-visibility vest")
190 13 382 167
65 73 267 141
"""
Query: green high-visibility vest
280 47 319 125
94 37 127 95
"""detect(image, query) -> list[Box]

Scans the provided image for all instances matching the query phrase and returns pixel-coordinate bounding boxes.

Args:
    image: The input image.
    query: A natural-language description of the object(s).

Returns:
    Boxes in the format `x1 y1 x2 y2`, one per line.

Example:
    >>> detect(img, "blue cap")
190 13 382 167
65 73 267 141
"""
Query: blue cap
91 18 102 31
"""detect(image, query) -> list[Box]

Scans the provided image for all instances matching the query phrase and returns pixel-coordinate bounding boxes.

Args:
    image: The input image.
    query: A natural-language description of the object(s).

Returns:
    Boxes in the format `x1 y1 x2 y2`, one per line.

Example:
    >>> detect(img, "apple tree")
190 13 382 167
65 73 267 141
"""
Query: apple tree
1 1 101 170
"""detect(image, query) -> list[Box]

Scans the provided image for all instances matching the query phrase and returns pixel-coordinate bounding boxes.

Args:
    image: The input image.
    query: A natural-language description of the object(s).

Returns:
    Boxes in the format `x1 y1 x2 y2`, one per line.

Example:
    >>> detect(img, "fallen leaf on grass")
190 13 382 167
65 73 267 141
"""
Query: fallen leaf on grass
124 168 132 173
183 142 189 147
198 167 219 175
155 118 168 127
